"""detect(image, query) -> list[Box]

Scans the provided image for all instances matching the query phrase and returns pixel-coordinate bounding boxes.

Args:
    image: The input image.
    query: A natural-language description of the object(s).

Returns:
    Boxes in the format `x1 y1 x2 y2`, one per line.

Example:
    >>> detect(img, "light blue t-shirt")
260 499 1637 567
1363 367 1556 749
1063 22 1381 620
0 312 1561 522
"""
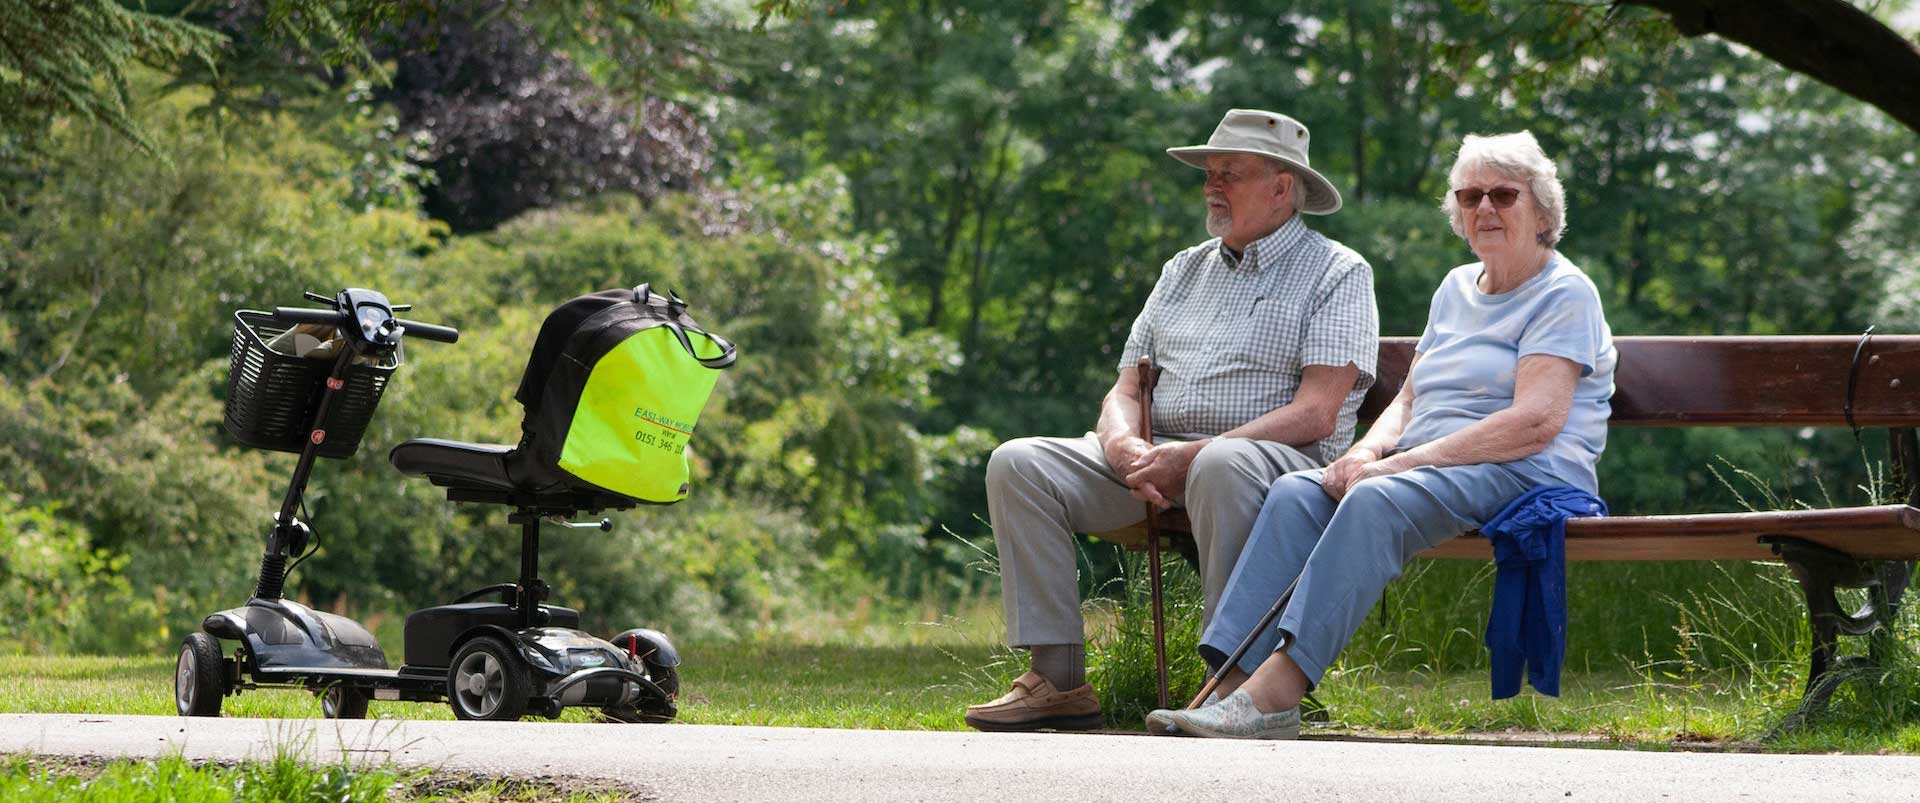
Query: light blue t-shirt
1396 253 1616 494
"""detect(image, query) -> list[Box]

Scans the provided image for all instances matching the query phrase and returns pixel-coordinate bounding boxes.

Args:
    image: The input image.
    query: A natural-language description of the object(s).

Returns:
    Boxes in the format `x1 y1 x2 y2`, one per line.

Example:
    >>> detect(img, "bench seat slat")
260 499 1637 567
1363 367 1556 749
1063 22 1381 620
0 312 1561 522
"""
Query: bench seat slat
1110 505 1920 563
1424 505 1920 561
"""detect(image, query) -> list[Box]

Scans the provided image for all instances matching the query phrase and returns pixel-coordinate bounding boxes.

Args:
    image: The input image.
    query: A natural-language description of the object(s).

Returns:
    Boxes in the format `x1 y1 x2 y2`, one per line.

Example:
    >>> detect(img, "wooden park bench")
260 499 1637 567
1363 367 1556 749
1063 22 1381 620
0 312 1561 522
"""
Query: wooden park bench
1104 335 1920 727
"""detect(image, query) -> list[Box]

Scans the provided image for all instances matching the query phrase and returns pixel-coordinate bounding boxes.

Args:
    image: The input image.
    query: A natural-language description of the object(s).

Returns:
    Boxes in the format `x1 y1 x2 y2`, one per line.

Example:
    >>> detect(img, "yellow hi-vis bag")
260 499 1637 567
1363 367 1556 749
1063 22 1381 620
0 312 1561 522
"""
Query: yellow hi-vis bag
517 284 736 504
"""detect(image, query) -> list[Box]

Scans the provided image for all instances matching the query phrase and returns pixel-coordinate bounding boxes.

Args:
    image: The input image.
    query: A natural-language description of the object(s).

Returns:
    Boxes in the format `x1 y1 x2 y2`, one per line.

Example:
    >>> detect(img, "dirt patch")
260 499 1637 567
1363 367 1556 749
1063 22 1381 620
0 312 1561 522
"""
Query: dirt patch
1099 727 1766 753
407 768 656 801
1304 727 1765 753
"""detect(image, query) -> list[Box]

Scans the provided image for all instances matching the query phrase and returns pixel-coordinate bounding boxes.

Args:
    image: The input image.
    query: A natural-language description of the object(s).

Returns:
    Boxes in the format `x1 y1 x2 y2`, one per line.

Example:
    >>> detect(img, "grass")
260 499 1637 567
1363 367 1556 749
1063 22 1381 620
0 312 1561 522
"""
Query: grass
7 548 1920 753
0 753 636 802
0 644 1006 730
0 599 1012 729
11 639 1919 752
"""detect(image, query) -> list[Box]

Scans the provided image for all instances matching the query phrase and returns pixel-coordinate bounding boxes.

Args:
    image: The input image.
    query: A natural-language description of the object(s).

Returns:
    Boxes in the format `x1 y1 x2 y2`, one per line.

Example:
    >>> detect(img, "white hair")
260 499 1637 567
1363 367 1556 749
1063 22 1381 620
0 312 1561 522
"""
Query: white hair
1265 160 1307 214
1441 131 1567 247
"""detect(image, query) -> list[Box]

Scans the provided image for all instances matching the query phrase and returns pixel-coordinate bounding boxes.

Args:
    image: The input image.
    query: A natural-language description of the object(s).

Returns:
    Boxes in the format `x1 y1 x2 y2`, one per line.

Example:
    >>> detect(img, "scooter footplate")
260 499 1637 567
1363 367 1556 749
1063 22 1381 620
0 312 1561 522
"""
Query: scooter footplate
254 666 402 680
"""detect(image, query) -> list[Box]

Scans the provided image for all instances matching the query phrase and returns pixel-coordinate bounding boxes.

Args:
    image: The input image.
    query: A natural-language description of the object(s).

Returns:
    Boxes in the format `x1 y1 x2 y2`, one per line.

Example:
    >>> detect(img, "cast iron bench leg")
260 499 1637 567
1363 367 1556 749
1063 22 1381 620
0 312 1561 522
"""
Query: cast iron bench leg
1764 536 1913 735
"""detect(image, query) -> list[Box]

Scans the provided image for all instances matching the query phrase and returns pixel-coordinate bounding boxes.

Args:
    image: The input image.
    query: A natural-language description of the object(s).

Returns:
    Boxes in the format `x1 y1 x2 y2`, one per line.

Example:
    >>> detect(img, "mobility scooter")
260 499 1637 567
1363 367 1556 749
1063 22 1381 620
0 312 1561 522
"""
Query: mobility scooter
174 285 735 722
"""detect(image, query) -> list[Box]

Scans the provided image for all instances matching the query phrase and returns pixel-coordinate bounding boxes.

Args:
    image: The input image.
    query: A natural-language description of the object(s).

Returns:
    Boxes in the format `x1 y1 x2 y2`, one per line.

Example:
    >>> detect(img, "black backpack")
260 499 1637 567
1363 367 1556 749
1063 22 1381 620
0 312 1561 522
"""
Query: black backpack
512 284 736 502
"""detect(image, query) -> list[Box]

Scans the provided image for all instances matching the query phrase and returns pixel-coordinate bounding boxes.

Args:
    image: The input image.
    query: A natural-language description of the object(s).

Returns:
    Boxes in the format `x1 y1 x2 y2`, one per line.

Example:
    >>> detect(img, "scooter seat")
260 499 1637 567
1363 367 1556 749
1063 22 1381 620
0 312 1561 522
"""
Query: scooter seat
389 438 518 490
391 437 640 512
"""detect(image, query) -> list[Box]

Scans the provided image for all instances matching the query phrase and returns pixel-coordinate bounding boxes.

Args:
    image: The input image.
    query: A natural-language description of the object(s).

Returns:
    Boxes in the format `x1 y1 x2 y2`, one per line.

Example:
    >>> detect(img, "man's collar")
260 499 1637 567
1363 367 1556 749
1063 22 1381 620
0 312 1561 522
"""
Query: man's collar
1217 214 1306 271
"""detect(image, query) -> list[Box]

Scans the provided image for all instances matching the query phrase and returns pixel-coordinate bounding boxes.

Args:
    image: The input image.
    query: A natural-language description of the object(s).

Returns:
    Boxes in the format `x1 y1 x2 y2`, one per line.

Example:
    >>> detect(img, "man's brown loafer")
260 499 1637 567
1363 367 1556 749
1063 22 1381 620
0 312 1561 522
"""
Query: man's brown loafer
963 671 1103 732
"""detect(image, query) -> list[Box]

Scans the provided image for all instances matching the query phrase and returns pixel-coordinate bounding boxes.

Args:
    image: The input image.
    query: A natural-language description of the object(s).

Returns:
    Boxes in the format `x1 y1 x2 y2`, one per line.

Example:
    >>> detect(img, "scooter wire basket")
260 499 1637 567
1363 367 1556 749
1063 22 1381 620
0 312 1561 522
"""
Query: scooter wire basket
223 310 400 459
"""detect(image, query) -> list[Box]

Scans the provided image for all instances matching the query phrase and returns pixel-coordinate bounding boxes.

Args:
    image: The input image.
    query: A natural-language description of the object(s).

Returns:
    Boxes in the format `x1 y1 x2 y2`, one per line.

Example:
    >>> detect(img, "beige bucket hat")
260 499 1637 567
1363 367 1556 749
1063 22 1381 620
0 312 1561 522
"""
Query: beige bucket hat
1166 109 1343 215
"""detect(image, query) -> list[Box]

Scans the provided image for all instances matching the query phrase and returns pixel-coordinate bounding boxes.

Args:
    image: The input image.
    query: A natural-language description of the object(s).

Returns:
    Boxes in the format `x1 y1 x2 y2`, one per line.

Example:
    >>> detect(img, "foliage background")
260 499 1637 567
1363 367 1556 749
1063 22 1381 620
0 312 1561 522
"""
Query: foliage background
2 0 1918 689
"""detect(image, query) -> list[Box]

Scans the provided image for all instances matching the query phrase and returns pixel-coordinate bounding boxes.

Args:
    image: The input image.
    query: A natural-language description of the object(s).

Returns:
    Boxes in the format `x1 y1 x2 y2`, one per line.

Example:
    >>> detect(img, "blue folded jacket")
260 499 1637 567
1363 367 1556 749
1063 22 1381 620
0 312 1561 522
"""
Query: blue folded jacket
1479 486 1607 699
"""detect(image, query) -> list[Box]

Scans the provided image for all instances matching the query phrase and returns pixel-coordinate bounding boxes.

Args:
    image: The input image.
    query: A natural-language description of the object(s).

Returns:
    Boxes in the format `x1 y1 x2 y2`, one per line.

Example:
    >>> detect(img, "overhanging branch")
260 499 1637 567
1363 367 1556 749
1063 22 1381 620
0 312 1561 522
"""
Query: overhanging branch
1617 0 1920 132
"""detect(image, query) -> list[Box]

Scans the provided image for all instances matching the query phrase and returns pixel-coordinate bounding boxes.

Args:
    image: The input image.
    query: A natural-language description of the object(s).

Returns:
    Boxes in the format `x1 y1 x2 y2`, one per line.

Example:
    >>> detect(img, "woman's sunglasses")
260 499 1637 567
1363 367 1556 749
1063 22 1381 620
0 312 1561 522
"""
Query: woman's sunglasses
1453 187 1522 209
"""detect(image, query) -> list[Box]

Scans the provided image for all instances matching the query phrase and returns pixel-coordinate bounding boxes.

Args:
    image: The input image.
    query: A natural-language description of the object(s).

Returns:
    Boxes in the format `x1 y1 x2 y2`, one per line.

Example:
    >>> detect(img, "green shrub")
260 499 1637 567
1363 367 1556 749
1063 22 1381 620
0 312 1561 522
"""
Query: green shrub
0 489 163 654
0 372 273 649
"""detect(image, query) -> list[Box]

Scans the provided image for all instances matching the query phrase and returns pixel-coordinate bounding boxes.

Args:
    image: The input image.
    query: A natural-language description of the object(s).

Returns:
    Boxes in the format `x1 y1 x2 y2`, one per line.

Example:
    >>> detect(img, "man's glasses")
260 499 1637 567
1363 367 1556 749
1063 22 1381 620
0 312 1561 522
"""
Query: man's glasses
1453 187 1522 209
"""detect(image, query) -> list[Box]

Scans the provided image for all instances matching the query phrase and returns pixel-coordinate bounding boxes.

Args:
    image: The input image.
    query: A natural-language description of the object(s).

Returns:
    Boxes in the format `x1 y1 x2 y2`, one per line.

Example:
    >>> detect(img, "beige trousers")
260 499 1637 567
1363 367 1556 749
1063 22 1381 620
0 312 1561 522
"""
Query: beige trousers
985 433 1321 646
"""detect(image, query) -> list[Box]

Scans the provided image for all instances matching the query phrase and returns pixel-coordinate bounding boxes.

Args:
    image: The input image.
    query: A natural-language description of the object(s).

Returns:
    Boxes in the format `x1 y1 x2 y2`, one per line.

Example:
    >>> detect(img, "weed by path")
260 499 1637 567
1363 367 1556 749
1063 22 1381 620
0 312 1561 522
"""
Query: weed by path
0 752 638 802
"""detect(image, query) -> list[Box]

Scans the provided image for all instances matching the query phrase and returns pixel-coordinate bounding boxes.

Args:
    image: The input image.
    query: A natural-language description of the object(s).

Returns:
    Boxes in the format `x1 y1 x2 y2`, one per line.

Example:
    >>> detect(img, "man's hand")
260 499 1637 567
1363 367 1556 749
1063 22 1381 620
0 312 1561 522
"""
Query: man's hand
1103 435 1153 479
1124 439 1209 510
1321 447 1404 501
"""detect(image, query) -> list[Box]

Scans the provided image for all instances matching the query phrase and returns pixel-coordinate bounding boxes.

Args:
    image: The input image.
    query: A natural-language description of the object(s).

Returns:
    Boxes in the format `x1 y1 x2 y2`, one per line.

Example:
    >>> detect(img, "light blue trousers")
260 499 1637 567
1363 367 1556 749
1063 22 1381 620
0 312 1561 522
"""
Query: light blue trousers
1198 463 1535 685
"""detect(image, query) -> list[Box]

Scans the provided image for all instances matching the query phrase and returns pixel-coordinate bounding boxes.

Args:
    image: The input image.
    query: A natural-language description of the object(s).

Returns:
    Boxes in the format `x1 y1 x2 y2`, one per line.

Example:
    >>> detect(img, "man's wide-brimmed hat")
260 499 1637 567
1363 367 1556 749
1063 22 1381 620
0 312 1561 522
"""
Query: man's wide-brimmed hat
1166 109 1343 215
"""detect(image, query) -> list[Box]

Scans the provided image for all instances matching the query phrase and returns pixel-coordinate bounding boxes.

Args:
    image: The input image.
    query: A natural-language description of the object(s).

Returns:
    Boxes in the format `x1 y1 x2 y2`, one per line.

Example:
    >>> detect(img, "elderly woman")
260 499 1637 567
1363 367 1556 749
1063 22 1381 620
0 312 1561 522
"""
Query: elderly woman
1148 131 1616 739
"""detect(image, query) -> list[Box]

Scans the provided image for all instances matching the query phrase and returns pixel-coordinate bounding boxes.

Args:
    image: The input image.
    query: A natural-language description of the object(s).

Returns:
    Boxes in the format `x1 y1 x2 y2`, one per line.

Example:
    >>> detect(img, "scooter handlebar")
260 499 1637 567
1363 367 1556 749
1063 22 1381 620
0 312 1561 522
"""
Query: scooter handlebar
271 306 458 344
272 306 348 326
395 319 460 344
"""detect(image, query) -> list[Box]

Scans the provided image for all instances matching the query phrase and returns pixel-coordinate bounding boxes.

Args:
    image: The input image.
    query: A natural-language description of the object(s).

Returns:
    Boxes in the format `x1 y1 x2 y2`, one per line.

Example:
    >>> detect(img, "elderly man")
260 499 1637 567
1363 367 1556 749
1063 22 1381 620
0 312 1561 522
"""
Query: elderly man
964 109 1379 732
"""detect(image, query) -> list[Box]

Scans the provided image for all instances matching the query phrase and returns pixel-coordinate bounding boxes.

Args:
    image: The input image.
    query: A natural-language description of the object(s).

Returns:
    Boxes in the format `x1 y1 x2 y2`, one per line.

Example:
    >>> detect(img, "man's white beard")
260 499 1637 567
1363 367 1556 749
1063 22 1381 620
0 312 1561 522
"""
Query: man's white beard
1206 209 1231 238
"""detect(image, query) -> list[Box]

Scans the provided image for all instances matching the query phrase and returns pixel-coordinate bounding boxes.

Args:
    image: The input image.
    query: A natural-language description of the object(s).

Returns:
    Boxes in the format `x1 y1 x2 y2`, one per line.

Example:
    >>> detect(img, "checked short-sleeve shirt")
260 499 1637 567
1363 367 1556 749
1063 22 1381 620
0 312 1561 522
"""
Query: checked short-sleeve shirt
1119 215 1379 465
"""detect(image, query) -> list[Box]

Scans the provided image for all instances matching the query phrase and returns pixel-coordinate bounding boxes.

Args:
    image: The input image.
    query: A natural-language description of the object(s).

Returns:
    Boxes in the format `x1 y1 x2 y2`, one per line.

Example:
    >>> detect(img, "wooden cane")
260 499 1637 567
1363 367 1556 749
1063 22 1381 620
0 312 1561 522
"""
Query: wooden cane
1185 573 1300 709
1136 356 1170 711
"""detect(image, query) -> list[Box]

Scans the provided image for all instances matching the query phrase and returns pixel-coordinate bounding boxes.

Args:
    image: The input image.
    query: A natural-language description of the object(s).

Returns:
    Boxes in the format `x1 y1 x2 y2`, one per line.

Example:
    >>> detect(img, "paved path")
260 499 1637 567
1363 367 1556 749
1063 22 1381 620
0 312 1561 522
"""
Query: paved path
4 714 1919 801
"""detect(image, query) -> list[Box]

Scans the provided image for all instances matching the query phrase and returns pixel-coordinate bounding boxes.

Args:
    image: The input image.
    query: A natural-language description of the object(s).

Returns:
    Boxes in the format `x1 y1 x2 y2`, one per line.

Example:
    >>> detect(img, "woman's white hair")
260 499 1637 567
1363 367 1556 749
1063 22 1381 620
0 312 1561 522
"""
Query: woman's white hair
1441 131 1567 248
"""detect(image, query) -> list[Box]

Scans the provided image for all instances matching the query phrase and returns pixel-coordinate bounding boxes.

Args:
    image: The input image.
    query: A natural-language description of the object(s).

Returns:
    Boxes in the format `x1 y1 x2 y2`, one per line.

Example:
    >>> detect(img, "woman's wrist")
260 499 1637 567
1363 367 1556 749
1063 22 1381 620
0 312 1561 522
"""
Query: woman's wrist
1374 450 1419 473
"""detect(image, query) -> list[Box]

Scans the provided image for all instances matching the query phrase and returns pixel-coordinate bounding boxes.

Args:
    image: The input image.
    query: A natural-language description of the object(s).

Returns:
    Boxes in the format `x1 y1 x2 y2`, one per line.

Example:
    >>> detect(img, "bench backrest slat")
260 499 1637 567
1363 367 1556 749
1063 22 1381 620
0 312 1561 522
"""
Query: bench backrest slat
1357 336 1920 427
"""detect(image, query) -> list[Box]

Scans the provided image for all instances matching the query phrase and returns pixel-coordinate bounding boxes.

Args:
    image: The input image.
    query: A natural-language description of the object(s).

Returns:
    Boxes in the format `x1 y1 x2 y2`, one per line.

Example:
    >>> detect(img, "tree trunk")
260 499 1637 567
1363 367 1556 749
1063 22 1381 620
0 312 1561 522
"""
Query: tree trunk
1344 2 1368 202
1624 206 1651 308
963 125 1015 362
926 156 971 330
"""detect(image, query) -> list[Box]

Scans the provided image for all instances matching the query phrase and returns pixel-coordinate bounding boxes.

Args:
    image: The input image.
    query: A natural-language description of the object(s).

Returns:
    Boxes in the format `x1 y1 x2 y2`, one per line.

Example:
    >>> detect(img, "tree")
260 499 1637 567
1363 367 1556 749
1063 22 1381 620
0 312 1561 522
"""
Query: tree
0 1 408 155
130 1 720 233
1614 0 1920 133
0 0 221 155
374 4 712 231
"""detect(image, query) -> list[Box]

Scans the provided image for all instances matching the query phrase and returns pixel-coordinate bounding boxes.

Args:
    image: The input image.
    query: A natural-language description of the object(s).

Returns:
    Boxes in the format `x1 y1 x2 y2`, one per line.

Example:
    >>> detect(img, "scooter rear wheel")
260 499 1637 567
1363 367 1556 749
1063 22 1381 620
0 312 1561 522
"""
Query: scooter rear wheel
650 664 680 701
600 665 678 724
447 636 530 721
175 632 226 717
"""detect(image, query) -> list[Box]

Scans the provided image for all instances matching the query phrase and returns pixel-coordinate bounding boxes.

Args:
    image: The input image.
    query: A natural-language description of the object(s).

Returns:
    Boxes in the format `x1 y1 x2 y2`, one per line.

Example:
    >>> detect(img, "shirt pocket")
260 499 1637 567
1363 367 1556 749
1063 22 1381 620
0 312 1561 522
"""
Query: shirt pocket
1225 293 1297 371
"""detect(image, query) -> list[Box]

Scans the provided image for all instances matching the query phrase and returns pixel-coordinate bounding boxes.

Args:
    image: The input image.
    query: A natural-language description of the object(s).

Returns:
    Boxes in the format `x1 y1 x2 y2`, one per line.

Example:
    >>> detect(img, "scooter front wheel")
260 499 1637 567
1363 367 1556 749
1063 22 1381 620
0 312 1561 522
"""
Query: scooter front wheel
447 636 531 721
319 684 370 719
175 632 226 717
